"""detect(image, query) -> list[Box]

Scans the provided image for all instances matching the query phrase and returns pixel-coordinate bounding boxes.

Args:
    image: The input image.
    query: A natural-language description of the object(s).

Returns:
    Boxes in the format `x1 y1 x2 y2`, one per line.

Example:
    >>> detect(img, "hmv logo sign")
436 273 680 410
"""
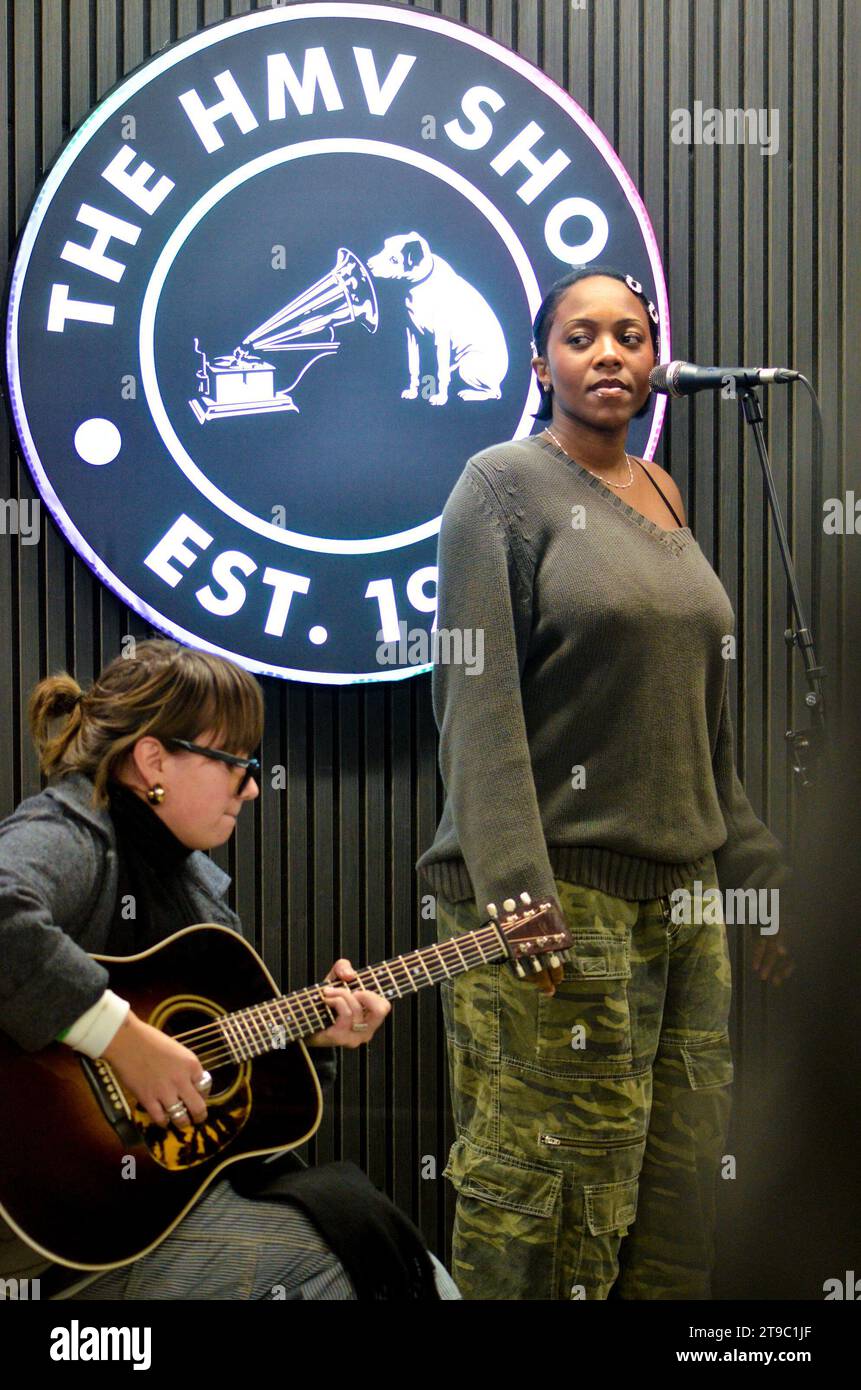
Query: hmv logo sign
5 2 667 683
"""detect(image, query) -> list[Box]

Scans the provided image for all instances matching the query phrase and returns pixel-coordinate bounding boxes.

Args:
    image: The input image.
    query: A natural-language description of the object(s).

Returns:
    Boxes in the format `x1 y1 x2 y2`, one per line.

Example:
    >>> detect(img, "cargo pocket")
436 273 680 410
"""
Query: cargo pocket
681 1033 734 1089
443 1136 562 1299
584 1176 639 1237
534 937 633 1073
570 1176 640 1299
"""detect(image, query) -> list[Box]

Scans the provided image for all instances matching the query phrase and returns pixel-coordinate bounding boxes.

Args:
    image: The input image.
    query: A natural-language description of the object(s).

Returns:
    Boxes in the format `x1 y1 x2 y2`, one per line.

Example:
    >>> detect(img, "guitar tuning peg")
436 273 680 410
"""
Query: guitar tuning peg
486 903 498 919
558 949 573 962
513 960 527 978
519 891 532 906
502 898 516 913
548 953 562 969
530 957 544 974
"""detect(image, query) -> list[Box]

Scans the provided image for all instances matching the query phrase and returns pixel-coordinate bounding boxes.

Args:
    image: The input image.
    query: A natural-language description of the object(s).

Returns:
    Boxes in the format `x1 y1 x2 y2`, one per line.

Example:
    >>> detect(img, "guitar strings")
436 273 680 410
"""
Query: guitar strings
168 926 514 1067
170 928 504 1047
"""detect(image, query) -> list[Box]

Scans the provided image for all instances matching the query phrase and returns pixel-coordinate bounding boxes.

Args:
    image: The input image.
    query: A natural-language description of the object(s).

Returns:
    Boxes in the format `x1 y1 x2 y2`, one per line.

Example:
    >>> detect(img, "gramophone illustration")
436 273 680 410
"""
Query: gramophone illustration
189 247 378 424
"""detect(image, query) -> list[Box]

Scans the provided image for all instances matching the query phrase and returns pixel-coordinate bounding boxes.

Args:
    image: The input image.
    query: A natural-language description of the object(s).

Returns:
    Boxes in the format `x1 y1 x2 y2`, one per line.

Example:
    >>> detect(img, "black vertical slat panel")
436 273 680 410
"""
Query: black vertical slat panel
149 0 172 53
68 0 91 120
362 684 388 1188
716 0 740 580
735 0 766 1083
666 0 691 509
491 0 513 52
787 0 816 855
0 5 11 816
336 678 361 1167
414 675 447 1249
64 1 99 696
284 681 309 992
465 1 488 46
816 1 840 719
517 0 538 65
12 1 38 801
542 0 563 87
310 688 338 1162
12 0 35 220
15 459 40 799
95 0 117 95
642 0 667 454
92 0 123 687
390 676 414 1214
259 681 285 975
617 0 640 192
715 0 744 1069
39 0 70 688
566 0 589 115
691 0 717 552
756 1 792 1063
591 0 616 152
41 0 63 160
122 0 145 73
843 2 861 719
176 0 198 40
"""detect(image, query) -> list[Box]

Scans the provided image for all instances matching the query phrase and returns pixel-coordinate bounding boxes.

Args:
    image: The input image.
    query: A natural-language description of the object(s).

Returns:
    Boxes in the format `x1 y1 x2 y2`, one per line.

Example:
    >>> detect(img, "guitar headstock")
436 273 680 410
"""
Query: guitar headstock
487 893 573 979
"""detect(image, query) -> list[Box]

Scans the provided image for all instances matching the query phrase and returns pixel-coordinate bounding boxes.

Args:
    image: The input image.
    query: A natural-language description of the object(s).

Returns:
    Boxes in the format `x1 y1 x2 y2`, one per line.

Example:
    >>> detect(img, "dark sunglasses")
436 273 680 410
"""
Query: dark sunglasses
165 739 260 793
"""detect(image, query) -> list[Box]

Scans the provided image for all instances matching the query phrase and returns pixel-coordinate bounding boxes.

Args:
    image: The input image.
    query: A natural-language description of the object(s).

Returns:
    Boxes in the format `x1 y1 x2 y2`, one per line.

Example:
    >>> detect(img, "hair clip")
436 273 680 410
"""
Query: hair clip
625 274 643 295
647 301 660 325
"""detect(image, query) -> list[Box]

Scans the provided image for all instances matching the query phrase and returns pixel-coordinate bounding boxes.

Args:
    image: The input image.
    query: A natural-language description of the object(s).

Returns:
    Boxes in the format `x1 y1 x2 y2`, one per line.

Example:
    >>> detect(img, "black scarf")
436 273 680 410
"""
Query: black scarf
106 781 199 953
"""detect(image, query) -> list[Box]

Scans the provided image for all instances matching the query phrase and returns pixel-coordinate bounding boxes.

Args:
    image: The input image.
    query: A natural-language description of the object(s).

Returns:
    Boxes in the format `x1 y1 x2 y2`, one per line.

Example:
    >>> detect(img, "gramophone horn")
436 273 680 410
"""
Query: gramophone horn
243 247 379 351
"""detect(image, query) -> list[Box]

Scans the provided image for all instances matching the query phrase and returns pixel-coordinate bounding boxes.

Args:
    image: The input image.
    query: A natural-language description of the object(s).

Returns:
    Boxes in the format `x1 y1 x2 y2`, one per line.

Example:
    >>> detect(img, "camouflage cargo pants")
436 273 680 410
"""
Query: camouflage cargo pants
436 855 733 1300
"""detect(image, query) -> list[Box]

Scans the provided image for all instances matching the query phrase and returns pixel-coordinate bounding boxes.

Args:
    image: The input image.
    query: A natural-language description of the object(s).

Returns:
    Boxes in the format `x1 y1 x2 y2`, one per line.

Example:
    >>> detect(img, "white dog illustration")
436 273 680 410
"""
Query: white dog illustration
367 233 508 406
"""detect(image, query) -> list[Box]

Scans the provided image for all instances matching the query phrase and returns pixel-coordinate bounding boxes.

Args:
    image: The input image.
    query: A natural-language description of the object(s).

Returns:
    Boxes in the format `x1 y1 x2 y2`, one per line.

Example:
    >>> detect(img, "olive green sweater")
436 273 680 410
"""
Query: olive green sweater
416 433 791 914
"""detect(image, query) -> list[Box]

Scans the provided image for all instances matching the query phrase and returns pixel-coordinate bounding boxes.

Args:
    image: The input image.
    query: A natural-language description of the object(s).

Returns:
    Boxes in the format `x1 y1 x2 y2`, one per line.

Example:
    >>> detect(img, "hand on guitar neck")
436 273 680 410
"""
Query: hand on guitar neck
102 956 390 1134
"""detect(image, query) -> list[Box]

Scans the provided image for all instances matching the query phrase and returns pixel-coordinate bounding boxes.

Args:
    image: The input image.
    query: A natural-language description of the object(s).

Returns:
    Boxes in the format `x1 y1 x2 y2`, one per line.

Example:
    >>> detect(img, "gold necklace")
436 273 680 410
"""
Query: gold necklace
543 427 636 490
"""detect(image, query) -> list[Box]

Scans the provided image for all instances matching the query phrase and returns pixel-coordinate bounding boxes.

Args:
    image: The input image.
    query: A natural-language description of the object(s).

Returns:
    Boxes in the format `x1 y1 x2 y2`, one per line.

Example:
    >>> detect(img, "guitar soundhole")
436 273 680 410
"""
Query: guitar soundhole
132 995 253 1172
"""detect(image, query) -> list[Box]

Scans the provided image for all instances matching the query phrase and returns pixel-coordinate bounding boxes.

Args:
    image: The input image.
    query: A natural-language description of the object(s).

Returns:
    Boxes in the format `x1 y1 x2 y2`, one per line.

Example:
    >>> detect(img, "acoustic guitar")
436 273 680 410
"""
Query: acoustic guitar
0 896 570 1271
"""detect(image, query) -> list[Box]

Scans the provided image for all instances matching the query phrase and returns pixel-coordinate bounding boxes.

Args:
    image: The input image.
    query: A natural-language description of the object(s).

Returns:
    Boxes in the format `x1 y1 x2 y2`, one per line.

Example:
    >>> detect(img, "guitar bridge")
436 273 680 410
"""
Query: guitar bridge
79 1055 140 1147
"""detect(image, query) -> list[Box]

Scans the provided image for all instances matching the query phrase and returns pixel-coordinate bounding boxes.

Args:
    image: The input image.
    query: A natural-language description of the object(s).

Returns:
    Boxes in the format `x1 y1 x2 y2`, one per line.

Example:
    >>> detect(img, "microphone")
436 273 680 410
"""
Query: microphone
650 361 800 396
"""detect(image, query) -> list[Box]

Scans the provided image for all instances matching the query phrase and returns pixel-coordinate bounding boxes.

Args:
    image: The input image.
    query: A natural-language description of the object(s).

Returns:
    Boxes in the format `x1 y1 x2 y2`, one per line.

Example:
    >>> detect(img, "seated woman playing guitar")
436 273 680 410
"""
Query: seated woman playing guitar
0 639 458 1299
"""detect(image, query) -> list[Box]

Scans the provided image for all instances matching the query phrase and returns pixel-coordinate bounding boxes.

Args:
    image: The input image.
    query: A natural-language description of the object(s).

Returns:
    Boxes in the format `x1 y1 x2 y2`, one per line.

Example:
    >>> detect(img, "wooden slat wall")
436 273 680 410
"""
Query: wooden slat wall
0 0 857 1274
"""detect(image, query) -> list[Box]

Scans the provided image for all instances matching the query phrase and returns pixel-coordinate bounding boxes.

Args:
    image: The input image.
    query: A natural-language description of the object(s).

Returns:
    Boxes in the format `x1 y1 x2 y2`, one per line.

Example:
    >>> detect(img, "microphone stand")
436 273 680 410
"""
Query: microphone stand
737 386 826 789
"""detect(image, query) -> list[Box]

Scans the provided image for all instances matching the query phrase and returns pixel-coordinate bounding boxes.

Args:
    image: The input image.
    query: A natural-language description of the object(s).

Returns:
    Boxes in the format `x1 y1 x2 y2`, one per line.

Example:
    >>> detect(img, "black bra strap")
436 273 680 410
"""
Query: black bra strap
635 460 685 528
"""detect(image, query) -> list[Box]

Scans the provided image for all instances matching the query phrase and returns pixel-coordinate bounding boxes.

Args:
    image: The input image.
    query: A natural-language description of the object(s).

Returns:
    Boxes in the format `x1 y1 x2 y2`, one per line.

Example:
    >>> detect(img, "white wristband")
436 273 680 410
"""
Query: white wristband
60 989 130 1058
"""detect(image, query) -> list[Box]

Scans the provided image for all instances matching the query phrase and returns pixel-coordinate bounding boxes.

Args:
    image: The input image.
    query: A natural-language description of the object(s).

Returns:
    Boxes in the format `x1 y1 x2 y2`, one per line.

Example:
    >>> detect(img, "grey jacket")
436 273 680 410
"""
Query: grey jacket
0 772 247 1050
0 772 334 1282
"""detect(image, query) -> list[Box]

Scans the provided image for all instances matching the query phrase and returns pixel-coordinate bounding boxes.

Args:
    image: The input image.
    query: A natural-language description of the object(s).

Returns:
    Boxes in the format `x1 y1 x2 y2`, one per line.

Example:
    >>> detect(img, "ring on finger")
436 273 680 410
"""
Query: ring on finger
195 1071 212 1096
350 1021 370 1033
166 1101 190 1119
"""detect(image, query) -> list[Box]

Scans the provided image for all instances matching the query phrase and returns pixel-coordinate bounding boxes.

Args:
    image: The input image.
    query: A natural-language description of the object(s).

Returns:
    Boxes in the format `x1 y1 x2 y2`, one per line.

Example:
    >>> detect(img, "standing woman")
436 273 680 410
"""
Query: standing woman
417 266 793 1301
0 639 457 1299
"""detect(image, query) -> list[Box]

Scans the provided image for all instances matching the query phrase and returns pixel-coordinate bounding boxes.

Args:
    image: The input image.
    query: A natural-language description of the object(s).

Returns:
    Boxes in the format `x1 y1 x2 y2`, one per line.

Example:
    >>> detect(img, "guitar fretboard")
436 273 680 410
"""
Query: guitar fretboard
212 925 507 1063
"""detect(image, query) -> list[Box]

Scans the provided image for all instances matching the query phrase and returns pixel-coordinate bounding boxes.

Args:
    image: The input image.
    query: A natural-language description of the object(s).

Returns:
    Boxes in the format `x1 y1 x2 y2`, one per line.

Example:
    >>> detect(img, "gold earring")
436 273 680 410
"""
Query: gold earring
146 784 165 805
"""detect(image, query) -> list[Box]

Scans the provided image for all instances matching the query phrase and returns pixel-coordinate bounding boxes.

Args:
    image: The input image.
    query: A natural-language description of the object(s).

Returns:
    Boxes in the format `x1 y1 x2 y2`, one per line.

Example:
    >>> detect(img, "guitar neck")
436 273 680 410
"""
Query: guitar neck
214 924 507 1061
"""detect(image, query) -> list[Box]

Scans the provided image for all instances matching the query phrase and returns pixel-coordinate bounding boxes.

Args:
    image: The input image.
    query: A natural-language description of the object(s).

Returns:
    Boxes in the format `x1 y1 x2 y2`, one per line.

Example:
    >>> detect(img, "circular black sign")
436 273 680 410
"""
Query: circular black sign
5 1 669 682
